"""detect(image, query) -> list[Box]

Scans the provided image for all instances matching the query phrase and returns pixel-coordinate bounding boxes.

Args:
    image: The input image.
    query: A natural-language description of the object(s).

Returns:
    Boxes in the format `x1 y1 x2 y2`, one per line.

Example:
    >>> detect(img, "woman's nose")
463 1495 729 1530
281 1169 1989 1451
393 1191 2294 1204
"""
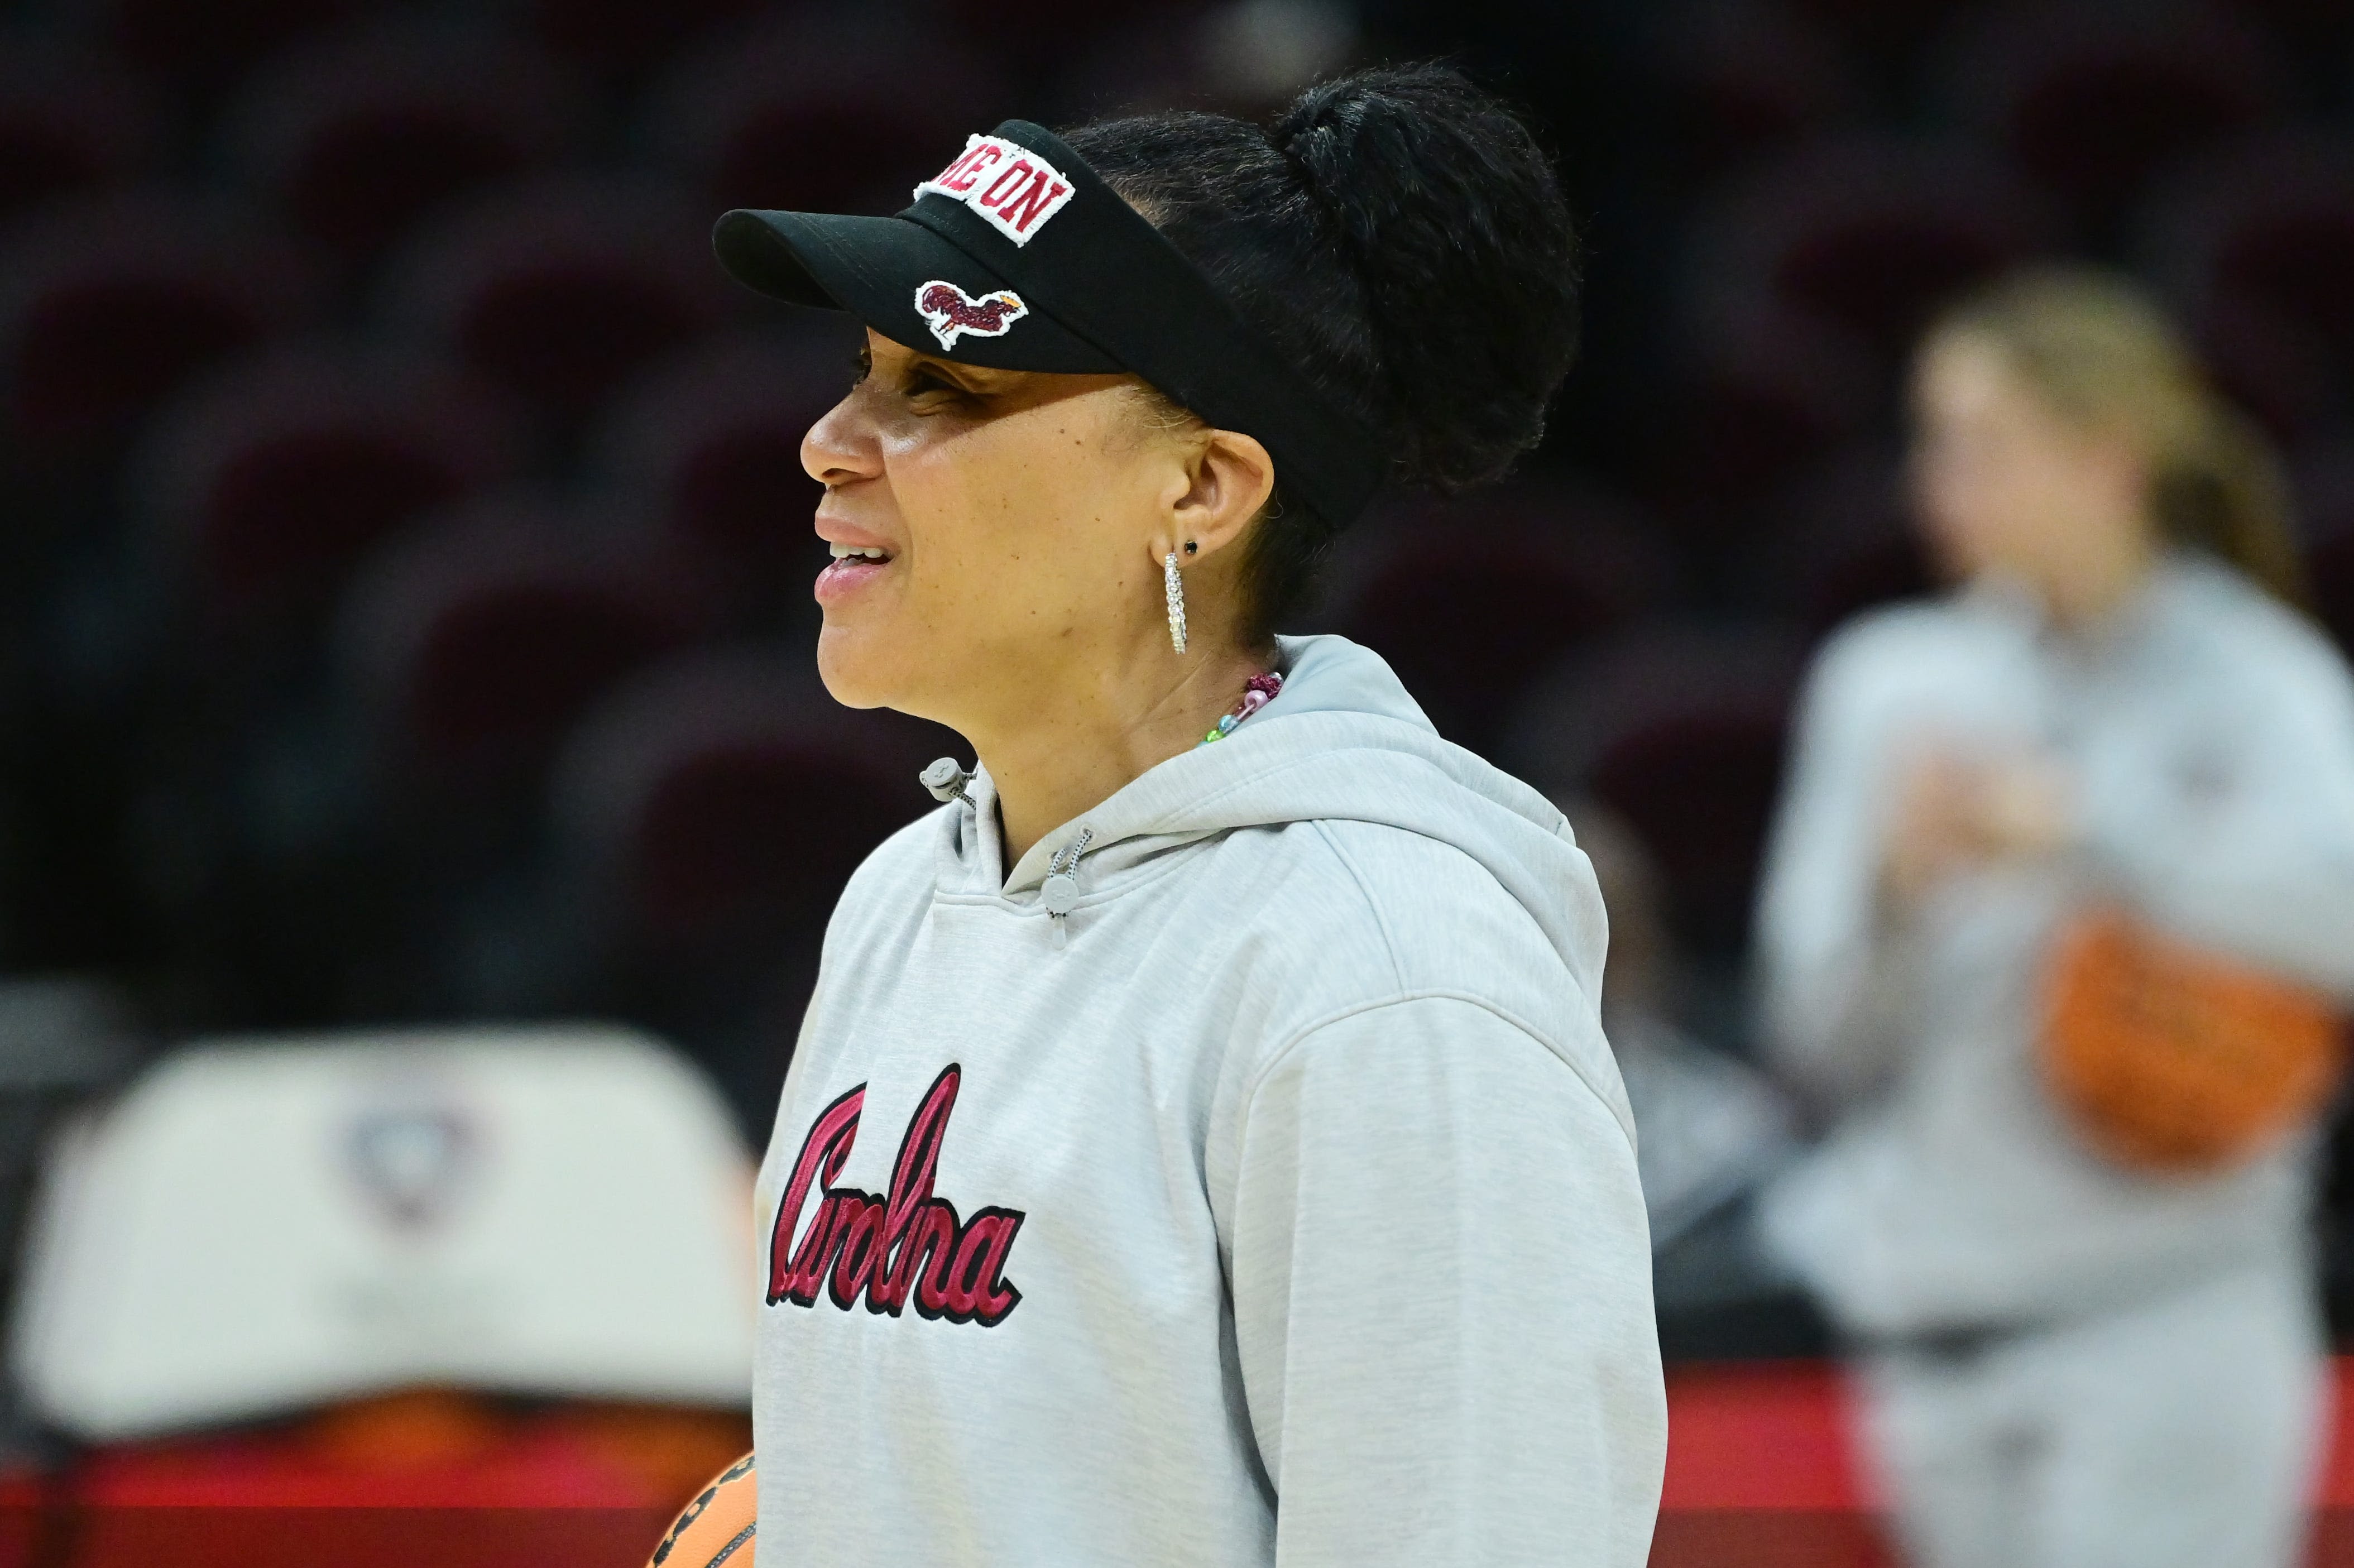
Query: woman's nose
802 392 881 487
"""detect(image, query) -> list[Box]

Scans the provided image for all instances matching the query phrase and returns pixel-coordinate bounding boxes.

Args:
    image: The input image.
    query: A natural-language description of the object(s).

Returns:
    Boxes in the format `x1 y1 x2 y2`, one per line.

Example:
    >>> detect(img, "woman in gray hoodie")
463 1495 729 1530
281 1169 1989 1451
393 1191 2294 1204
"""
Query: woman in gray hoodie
1757 267 2354 1568
702 65 1665 1566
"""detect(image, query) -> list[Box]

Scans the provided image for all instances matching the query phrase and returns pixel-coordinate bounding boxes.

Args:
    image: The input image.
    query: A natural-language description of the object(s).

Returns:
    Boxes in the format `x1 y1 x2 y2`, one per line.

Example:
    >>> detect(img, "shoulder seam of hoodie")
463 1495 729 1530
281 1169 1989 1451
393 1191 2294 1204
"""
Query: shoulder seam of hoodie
1307 819 1410 992
1243 989 1637 1153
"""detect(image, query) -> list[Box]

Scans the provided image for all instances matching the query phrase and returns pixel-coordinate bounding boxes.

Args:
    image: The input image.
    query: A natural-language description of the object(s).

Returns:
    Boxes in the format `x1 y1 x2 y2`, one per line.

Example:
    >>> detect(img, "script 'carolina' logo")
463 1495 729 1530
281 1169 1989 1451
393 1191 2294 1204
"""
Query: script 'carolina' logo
914 133 1075 245
765 1064 1024 1327
914 280 1029 351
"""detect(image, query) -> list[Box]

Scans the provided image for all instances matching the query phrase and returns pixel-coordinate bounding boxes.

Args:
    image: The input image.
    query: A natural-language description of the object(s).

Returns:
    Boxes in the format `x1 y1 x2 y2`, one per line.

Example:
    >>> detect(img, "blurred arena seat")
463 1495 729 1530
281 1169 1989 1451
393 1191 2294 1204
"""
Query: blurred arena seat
510 0 766 79
0 979 141 1449
1685 136 2060 364
1778 0 1969 64
1510 622 1802 955
2217 0 2354 56
1321 486 1674 756
2139 134 2354 397
338 497 720 798
15 1025 752 1436
1737 450 1938 639
541 649 955 1125
0 187 317 457
1936 2 2290 224
638 10 996 219
2185 289 2350 447
10 1024 753 1566
375 173 728 421
2300 445 2354 661
550 650 929 967
221 16 586 270
0 40 155 227
1656 0 1866 186
51 0 373 95
586 326 848 617
130 342 529 630
1652 299 1883 551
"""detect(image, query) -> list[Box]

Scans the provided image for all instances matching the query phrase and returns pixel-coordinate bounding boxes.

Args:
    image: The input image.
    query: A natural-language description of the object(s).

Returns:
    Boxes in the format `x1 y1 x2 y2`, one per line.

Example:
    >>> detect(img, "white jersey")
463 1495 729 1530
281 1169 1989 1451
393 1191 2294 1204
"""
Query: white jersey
1756 555 2354 1336
751 634 1664 1566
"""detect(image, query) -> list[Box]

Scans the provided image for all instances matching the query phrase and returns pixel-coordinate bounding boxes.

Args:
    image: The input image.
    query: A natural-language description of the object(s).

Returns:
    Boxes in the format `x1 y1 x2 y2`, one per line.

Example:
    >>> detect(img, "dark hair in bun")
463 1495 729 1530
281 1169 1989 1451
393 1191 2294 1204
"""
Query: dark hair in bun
1063 63 1581 642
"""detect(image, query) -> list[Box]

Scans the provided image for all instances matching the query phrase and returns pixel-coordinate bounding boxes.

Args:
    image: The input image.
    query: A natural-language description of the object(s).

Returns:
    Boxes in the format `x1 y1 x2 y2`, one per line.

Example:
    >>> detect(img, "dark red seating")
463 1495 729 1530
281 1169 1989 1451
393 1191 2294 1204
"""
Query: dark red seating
55 0 371 94
2188 291 2348 447
1657 0 1865 185
1937 3 2289 222
587 327 849 605
61 1409 675 1568
133 344 528 626
520 0 765 78
0 42 155 226
374 174 728 421
1510 624 1802 953
1742 452 1937 640
0 188 315 454
1780 0 1968 61
222 17 584 267
1322 486 1674 756
2140 136 2354 392
338 499 719 794
1652 300 1881 543
1686 137 2060 364
551 651 938 963
2300 447 2354 664
639 11 994 218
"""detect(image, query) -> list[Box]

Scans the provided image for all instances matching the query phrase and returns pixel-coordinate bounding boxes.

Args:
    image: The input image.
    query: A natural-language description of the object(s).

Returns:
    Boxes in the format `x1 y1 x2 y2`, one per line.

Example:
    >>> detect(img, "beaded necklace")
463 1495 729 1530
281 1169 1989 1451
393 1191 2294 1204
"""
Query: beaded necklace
1198 671 1283 746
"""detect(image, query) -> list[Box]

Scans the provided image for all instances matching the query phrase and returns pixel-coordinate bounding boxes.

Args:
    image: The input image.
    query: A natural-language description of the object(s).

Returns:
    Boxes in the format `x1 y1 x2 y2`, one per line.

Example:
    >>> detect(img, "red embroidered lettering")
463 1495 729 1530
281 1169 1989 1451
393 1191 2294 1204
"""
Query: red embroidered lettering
765 1084 862 1303
900 1203 962 1317
764 1066 1025 1327
998 173 1070 235
976 158 1034 209
934 142 998 194
913 133 1076 246
827 1197 885 1308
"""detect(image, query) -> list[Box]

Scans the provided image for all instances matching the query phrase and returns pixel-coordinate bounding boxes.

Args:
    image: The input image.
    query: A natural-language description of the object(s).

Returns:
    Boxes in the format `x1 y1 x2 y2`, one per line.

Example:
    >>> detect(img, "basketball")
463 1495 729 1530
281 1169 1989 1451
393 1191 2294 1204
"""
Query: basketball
646 1450 755 1568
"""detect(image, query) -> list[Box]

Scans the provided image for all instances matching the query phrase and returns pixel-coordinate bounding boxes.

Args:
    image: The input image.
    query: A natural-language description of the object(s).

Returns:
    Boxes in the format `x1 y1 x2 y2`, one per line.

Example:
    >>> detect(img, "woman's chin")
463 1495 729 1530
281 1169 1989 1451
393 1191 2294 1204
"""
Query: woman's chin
814 622 906 711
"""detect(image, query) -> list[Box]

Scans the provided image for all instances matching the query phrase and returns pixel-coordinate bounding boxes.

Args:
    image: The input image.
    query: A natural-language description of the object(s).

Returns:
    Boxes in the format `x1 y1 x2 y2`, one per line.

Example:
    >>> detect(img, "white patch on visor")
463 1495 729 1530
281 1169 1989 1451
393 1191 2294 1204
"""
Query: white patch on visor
913 134 1076 246
914 280 1029 349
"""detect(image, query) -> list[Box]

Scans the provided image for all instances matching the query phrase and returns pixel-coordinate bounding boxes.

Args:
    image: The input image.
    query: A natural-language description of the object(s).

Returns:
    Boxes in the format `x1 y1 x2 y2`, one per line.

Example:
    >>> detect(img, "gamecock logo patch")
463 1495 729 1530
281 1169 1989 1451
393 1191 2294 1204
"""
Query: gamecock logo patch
914 280 1029 350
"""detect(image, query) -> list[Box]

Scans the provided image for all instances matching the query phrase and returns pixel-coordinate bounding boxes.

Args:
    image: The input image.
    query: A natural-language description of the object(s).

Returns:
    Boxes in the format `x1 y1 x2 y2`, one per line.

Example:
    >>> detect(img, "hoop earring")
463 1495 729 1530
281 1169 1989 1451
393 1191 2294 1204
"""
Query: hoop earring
1164 551 1188 655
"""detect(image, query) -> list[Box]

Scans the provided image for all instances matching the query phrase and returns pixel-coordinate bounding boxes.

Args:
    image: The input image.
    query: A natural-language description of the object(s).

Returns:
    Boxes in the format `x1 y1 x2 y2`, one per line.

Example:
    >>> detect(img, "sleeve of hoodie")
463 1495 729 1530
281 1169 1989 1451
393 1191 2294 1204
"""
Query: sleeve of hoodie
1226 996 1666 1568
1751 625 1925 1104
2077 614 2354 999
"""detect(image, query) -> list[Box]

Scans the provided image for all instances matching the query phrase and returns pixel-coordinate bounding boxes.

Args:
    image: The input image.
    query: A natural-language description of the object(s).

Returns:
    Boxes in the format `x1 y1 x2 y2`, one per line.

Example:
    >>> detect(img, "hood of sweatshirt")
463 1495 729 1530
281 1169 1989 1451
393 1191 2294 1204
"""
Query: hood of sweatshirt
940 633 1607 1011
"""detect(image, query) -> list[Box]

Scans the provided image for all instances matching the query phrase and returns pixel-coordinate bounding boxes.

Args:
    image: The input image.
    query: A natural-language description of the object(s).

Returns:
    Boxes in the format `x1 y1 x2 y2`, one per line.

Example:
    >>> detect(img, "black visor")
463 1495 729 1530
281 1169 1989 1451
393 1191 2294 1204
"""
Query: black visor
712 120 1385 529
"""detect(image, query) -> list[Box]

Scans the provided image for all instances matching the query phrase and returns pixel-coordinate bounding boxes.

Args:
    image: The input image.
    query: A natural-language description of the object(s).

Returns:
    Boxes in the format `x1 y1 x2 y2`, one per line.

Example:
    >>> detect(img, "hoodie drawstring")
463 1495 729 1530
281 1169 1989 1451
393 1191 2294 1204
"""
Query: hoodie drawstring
1042 828 1093 948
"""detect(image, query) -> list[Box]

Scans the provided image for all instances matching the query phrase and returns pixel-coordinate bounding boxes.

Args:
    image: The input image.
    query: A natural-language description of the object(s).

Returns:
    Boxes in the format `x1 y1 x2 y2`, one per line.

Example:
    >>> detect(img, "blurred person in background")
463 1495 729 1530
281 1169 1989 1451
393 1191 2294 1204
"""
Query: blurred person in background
1570 798 1794 1303
1753 266 2354 1568
706 65 1663 1564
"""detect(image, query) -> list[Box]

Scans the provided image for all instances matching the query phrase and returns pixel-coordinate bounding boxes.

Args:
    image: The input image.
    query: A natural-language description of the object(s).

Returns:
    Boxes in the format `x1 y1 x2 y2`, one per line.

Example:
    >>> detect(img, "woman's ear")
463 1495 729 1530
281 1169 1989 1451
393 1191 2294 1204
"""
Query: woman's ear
1163 428 1275 562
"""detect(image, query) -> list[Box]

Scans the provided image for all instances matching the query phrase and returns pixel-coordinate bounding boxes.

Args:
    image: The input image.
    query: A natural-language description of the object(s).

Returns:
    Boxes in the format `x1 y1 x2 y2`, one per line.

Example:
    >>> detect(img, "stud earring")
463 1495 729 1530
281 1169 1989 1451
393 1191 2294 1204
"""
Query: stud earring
1164 550 1188 655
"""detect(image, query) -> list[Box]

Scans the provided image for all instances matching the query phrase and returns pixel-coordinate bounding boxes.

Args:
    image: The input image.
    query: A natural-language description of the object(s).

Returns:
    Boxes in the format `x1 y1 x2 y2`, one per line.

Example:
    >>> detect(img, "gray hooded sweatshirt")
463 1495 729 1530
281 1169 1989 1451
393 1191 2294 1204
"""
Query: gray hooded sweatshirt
750 634 1665 1566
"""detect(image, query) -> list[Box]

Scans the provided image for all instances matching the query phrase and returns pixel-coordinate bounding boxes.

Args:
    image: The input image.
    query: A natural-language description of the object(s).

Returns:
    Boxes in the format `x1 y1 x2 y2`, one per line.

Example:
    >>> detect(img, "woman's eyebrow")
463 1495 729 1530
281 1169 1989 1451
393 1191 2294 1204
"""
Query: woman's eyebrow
905 351 1018 392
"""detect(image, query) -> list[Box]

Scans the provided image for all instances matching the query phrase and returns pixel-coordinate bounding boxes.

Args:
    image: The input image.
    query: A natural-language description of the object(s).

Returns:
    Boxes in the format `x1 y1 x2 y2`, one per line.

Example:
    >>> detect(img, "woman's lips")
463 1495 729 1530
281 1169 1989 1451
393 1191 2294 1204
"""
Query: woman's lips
815 554 890 606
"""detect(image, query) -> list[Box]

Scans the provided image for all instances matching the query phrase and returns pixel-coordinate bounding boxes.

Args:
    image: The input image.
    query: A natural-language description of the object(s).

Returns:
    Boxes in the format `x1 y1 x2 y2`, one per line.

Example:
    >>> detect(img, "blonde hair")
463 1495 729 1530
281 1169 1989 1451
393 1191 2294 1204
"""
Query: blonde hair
1926 266 2309 608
